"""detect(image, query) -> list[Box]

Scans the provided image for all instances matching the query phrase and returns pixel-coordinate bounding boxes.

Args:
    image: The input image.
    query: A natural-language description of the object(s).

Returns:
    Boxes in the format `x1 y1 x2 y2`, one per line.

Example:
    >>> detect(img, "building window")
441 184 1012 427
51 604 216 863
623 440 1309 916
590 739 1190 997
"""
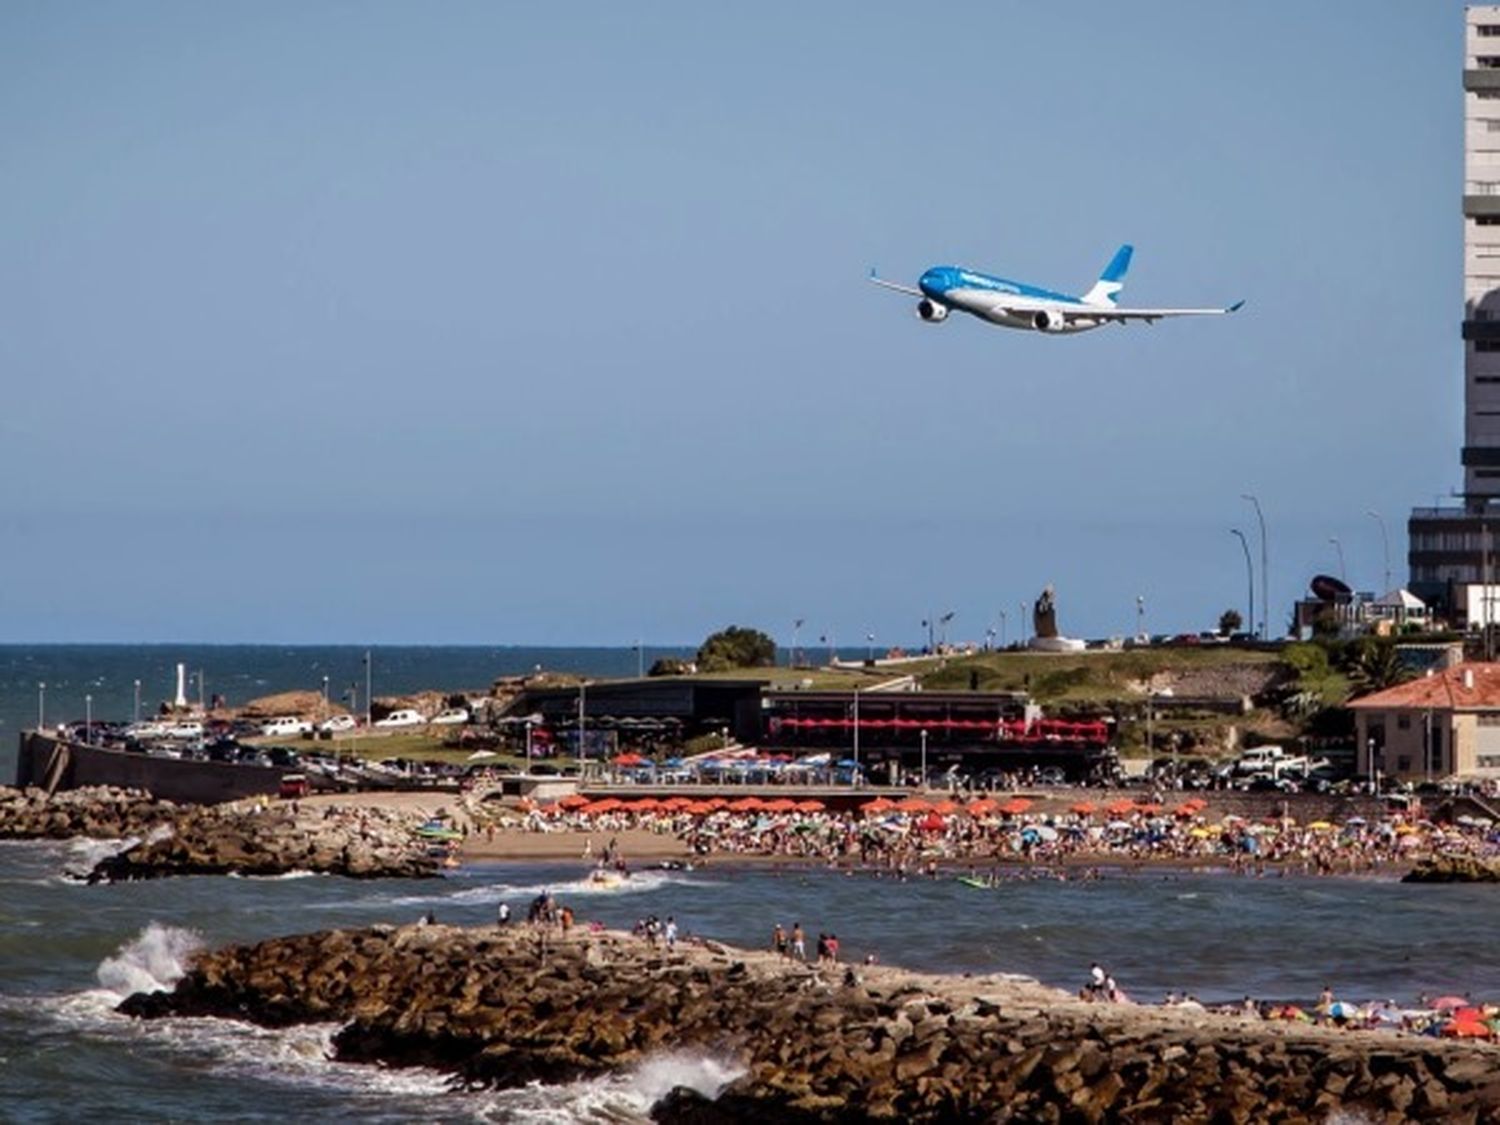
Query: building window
1477 340 1500 352
1478 56 1500 68
1477 410 1500 416
1397 756 1412 772
1477 377 1500 383
1397 714 1411 730
1480 25 1500 36
1477 470 1500 478
1477 215 1500 225
1480 753 1500 768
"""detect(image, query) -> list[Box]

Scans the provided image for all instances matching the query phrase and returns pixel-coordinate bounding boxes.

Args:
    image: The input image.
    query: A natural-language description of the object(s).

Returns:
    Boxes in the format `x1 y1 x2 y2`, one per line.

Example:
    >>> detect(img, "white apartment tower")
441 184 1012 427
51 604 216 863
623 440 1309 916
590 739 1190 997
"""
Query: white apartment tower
1407 6 1500 620
1466 5 1500 498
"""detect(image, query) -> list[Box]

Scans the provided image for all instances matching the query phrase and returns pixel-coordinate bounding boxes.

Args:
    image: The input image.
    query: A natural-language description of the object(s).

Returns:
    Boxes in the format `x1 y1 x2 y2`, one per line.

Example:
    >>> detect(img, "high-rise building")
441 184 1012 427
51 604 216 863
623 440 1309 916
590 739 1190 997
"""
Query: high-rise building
1407 5 1500 624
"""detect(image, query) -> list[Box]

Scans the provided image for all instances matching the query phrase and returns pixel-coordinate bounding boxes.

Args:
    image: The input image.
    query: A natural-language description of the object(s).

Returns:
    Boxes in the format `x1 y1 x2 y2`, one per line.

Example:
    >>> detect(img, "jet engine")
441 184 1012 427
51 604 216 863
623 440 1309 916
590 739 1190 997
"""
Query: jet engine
916 298 949 323
1032 309 1068 332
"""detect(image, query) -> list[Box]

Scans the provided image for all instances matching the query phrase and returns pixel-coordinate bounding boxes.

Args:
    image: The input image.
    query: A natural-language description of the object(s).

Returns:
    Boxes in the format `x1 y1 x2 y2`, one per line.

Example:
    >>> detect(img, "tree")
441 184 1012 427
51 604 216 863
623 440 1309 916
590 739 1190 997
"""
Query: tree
696 625 777 672
648 657 694 677
1218 609 1243 637
1345 638 1413 695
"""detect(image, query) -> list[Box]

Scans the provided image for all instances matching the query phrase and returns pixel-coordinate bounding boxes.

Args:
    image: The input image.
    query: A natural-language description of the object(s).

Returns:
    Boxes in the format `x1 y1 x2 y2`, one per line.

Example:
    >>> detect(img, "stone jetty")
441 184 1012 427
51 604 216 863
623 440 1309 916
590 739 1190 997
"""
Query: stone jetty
120 922 1500 1123
0 785 440 881
1402 854 1500 884
0 784 178 841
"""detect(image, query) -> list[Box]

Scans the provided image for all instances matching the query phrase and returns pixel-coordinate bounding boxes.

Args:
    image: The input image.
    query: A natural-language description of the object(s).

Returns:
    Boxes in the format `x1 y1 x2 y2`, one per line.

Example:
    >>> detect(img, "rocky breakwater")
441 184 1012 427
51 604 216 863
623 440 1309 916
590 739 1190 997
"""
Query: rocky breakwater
88 803 441 882
1403 853 1500 884
0 784 179 840
120 924 1500 1123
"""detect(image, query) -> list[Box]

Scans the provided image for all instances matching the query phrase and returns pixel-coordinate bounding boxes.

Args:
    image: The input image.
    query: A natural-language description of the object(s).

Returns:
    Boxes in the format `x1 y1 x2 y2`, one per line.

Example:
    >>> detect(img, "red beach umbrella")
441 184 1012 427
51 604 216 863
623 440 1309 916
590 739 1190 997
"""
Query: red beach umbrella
794 799 825 813
896 797 931 813
863 797 895 814
558 794 590 809
1070 802 1097 816
967 798 998 816
918 812 947 832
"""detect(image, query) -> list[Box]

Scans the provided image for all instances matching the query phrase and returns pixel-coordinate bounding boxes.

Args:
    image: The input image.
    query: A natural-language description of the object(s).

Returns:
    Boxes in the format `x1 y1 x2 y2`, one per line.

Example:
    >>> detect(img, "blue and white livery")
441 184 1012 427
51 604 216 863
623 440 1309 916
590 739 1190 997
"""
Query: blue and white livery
869 245 1243 334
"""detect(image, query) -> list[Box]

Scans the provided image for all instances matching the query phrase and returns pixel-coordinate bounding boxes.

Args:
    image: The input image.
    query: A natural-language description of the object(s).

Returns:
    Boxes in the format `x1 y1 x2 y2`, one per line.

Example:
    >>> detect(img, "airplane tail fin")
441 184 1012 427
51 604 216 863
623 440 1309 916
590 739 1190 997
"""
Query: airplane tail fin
1082 244 1132 306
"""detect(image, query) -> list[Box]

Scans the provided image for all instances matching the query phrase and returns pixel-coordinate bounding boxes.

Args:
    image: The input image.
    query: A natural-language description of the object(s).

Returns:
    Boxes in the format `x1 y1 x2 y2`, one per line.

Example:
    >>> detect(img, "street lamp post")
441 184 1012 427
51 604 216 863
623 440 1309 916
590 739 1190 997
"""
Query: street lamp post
1136 595 1146 641
1366 510 1391 594
524 719 534 775
1230 528 1254 640
919 728 928 790
635 640 644 679
922 615 935 654
133 679 141 724
998 608 1008 649
321 676 330 723
850 689 862 778
866 632 875 663
1241 494 1269 639
792 618 804 668
363 650 373 730
85 694 93 746
578 680 587 776
1019 601 1028 644
37 682 45 731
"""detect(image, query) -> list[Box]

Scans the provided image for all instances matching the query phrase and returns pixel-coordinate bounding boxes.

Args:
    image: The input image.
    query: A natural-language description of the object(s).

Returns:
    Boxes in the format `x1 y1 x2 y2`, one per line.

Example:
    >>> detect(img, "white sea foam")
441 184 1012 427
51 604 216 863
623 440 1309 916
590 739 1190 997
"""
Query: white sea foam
385 868 694 909
96 922 203 998
478 1049 746 1123
61 836 138 878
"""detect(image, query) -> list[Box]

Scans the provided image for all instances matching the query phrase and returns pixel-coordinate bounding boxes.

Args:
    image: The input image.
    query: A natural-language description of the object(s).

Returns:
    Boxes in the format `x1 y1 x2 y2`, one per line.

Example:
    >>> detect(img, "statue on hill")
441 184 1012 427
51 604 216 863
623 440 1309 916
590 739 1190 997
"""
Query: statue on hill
1033 586 1060 640
1028 585 1086 653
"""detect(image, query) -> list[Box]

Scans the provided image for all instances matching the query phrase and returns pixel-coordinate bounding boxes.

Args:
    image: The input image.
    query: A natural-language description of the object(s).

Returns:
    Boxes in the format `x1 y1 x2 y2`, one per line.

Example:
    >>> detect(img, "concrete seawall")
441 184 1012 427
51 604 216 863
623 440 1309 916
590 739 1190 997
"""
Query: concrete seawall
13 732 286 805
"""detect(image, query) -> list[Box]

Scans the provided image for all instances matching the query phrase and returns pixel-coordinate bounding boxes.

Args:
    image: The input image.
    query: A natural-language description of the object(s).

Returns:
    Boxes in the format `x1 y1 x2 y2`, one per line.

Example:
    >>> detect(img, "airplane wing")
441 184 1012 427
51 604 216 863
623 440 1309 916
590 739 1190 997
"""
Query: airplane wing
1002 300 1245 325
867 269 923 298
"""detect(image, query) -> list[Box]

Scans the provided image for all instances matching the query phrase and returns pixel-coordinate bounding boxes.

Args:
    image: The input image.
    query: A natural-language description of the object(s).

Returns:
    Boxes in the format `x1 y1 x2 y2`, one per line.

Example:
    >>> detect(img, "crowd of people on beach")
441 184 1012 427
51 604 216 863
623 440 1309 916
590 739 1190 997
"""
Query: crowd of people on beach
517 792 1499 876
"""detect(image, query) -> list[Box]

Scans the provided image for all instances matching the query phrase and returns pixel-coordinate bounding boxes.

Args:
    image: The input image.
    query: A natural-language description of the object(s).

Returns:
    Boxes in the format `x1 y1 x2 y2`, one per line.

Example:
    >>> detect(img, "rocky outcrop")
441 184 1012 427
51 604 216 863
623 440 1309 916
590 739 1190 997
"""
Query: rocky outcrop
0 785 439 881
88 803 440 882
0 785 179 840
121 924 1500 1123
1402 853 1500 884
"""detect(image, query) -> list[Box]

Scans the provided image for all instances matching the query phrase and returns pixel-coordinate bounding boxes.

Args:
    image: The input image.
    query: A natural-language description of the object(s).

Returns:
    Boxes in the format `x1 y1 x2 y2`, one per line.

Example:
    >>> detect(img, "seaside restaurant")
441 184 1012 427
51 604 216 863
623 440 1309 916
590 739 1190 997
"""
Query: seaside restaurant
761 689 1114 782
1349 661 1500 784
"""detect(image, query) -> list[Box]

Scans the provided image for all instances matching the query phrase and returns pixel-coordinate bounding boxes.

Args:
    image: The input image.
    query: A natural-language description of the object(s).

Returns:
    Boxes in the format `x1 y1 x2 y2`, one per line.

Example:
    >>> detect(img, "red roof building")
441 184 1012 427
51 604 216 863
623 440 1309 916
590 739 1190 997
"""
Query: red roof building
1347 662 1500 780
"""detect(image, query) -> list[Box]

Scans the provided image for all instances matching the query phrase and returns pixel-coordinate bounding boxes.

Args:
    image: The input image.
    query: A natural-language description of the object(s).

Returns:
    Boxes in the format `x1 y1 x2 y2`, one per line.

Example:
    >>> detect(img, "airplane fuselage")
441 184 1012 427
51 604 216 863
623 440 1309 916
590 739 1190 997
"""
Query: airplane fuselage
918 266 1100 333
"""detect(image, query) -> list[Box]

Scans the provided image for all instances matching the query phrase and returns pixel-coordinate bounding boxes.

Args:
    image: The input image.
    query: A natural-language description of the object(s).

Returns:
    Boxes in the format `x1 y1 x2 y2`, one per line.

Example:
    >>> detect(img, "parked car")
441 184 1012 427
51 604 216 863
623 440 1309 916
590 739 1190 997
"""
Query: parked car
260 716 312 737
429 708 469 726
165 721 204 740
318 714 357 733
373 709 425 728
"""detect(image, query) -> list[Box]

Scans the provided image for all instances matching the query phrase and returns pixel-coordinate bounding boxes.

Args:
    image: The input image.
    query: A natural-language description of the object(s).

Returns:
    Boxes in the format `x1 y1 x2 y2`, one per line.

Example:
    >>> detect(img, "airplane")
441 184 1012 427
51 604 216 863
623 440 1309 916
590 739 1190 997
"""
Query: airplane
868 245 1242 334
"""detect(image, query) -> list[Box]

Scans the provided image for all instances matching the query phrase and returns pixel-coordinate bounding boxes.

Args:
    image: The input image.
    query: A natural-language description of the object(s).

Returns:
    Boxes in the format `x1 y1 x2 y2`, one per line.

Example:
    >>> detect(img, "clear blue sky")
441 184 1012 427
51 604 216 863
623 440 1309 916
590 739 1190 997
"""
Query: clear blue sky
0 2 1467 646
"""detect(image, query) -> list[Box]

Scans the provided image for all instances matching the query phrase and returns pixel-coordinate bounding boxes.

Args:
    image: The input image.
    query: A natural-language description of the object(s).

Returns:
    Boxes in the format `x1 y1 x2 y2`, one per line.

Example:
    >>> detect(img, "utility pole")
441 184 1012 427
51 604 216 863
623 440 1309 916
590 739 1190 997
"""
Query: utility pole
1242 494 1269 640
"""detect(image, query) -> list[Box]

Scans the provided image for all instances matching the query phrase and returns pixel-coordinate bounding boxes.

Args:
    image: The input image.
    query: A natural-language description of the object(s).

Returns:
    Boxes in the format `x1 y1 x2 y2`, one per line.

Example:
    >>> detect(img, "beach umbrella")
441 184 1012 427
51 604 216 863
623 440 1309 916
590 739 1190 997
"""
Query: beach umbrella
729 797 763 812
1327 1001 1362 1020
968 798 998 816
466 749 498 761
1432 996 1470 1011
1188 827 1212 839
863 797 895 813
1442 1019 1493 1039
763 798 798 813
1308 821 1334 831
896 796 932 813
1135 803 1163 815
1069 801 1097 816
930 799 961 816
631 798 661 812
917 812 946 832
612 752 647 767
794 799 825 813
1105 799 1136 816
558 794 590 809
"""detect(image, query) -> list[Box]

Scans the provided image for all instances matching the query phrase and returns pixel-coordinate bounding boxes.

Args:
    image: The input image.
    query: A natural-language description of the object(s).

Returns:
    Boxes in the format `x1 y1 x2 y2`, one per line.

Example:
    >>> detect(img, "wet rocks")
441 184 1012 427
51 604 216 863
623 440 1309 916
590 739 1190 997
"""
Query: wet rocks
1402 854 1500 883
0 785 439 880
120 924 1500 1123
0 785 179 840
88 803 440 882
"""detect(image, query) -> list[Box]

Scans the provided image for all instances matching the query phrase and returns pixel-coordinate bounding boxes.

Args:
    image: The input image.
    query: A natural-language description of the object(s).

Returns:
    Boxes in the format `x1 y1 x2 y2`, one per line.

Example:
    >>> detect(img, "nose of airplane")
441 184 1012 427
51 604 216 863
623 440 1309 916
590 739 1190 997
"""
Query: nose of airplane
919 268 946 295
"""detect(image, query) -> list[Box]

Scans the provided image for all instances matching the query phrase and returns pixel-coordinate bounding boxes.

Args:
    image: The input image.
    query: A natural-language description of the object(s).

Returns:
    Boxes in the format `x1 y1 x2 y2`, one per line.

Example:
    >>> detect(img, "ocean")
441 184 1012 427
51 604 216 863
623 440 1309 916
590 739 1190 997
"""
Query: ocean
0 644 701 782
3 842 1499 1122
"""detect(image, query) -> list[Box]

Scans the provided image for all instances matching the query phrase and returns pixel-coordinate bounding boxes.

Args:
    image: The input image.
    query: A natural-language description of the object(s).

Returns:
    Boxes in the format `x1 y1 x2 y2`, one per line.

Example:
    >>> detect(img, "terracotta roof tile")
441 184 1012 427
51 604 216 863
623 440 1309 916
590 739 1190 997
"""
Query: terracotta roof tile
1346 662 1500 710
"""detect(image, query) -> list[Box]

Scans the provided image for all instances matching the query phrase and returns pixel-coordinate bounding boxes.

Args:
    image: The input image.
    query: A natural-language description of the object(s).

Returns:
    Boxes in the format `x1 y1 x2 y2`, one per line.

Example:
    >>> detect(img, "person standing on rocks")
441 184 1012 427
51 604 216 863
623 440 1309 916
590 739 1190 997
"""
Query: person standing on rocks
497 902 510 926
773 923 788 957
665 915 677 952
791 922 806 961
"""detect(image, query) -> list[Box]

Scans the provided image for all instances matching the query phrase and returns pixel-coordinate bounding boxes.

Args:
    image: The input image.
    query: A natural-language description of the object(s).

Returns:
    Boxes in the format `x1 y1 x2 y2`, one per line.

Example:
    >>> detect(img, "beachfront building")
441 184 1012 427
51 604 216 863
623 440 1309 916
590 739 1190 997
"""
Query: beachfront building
1409 7 1500 623
1349 661 1500 782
